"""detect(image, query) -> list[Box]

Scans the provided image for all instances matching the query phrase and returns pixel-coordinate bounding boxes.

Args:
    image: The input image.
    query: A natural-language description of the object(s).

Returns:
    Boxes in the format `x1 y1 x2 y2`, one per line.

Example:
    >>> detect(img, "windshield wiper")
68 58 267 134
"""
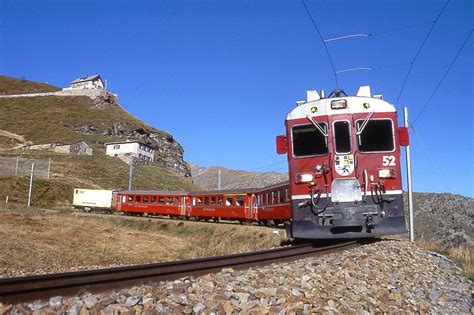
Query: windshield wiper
306 115 328 146
356 110 375 145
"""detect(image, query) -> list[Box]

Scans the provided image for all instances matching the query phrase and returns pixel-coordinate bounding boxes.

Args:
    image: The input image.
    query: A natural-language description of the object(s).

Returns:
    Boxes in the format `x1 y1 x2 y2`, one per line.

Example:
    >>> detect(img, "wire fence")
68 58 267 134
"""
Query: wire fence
0 156 51 179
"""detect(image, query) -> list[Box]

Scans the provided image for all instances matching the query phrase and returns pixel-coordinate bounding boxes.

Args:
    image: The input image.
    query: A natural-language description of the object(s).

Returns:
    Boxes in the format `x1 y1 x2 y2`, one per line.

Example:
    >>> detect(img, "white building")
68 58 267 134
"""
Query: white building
70 75 104 90
105 140 155 164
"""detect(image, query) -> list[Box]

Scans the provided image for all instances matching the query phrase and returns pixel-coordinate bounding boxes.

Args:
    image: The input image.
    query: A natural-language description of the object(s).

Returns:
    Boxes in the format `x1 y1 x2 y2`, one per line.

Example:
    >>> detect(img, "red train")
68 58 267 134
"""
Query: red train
113 181 290 225
276 86 408 239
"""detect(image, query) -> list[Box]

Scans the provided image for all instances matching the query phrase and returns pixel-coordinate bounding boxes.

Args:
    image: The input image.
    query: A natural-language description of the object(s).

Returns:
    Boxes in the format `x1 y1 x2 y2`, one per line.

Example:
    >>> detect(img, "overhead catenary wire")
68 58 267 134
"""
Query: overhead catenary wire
396 0 450 108
412 29 473 124
300 0 339 87
409 123 466 214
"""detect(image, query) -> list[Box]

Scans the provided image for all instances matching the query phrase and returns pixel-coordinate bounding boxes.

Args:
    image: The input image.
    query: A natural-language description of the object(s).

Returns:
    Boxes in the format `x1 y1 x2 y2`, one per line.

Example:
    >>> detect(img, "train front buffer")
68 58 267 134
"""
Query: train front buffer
277 87 409 239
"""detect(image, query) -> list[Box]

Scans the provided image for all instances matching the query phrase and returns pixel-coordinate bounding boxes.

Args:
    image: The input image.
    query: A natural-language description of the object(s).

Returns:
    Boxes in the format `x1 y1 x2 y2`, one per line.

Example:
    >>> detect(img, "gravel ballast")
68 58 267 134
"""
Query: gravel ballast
2 238 472 314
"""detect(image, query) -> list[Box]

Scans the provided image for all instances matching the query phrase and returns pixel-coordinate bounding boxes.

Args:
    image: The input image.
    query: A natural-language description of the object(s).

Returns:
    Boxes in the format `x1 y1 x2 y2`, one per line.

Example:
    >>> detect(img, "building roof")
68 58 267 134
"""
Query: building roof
104 140 154 148
71 74 102 84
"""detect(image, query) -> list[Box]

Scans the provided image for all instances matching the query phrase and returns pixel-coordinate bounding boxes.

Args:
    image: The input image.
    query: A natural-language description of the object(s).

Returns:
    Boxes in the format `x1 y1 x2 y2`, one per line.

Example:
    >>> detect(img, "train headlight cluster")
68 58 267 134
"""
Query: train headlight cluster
378 169 396 179
296 173 314 183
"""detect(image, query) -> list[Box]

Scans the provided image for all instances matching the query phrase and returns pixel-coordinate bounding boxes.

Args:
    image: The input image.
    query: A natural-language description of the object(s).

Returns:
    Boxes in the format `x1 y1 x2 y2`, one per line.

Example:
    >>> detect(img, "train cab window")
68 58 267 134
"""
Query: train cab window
143 196 149 203
135 196 141 203
158 197 165 204
356 119 394 152
334 121 351 154
128 195 133 203
204 197 209 205
292 123 328 157
225 196 233 206
236 196 244 206
217 196 223 205
151 196 156 203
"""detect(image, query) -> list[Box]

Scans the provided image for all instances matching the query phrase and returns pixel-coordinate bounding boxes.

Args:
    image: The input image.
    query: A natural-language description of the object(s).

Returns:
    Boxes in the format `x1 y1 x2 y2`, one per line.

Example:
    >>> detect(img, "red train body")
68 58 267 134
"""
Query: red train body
277 86 408 239
113 182 291 225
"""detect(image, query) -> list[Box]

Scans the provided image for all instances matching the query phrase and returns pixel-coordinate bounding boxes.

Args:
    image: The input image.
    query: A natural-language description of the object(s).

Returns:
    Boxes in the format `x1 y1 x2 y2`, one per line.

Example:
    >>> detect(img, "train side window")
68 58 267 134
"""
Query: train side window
217 196 223 205
151 196 156 203
174 197 179 205
356 119 394 152
158 197 164 204
210 197 216 205
279 190 285 203
334 121 351 154
197 197 203 205
225 196 233 206
135 195 141 203
204 197 209 205
292 123 328 157
166 197 173 205
128 195 133 203
236 196 244 206
285 189 289 202
122 196 127 203
143 196 149 203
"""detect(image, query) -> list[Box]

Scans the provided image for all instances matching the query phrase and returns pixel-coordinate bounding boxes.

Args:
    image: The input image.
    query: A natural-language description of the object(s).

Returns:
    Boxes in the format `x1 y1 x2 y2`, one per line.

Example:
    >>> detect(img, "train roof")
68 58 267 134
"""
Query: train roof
286 86 396 120
118 190 189 195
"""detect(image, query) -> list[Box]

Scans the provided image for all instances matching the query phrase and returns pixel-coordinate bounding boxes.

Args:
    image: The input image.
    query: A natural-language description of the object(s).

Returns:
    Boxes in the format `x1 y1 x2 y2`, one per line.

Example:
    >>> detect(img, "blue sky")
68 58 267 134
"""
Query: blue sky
1 0 472 196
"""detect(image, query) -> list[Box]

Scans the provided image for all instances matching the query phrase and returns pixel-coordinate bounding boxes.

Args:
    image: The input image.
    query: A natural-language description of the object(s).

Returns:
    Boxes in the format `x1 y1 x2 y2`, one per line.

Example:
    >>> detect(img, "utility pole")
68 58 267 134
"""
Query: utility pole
404 107 415 243
217 170 221 190
27 162 35 207
128 161 133 190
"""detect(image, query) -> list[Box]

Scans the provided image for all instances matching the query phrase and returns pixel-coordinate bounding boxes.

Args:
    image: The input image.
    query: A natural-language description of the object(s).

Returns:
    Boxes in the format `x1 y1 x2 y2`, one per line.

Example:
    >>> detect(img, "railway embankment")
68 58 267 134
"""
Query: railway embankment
2 237 472 313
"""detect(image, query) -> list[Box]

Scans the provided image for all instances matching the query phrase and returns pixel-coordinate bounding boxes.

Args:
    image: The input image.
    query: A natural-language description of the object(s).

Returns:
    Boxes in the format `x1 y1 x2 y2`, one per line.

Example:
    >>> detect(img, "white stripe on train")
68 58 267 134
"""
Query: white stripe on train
291 190 403 200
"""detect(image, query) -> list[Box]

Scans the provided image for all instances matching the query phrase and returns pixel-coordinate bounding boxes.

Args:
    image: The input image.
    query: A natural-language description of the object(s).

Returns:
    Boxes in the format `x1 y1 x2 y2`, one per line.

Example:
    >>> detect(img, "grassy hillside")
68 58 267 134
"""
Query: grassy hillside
0 153 199 208
0 95 153 147
0 75 61 95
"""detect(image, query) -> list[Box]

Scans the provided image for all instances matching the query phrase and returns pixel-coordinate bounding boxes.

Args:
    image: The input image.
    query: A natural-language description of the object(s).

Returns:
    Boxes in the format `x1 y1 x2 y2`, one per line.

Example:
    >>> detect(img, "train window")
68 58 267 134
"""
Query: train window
197 197 203 205
151 196 156 203
356 120 394 152
166 197 172 205
279 190 285 203
174 197 179 205
292 123 328 157
334 121 351 154
135 195 141 203
217 196 223 205
143 196 149 203
210 196 216 205
204 197 209 205
225 196 233 206
158 197 164 204
236 196 244 206
128 195 133 203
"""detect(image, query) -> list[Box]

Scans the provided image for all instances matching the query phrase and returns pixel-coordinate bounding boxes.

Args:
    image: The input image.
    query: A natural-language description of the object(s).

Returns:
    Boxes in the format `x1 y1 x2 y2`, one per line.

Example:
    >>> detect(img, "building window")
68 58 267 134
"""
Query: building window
113 145 120 149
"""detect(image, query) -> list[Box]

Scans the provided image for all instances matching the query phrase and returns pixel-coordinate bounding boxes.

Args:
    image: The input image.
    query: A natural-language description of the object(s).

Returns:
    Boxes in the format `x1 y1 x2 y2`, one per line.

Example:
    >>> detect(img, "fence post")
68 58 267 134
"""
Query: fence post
15 156 19 175
47 158 52 179
27 163 35 207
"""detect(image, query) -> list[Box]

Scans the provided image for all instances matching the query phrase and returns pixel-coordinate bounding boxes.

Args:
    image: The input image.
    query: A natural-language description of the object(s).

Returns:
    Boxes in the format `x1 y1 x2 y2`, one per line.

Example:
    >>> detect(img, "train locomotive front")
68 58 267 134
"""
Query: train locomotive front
277 86 408 239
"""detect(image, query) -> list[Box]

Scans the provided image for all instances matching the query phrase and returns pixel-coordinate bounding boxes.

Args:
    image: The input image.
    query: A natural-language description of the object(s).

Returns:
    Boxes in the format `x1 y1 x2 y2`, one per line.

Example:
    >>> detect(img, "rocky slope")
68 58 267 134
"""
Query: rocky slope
190 164 288 190
0 75 191 177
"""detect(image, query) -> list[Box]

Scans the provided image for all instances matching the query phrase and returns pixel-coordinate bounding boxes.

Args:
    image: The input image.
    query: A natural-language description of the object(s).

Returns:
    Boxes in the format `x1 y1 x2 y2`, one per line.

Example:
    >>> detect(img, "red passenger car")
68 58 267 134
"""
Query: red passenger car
115 191 188 218
188 190 257 223
255 181 291 225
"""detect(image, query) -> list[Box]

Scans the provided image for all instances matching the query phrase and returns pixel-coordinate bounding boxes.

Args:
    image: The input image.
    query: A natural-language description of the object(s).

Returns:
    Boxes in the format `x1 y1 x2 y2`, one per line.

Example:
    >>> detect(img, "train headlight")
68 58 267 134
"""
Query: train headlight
378 169 396 179
296 173 314 183
331 99 347 109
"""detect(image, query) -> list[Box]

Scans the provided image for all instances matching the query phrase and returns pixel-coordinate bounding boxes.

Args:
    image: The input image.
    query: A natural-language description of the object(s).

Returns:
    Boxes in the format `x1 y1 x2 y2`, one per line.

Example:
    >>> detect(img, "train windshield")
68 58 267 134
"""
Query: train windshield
292 123 328 156
356 119 394 152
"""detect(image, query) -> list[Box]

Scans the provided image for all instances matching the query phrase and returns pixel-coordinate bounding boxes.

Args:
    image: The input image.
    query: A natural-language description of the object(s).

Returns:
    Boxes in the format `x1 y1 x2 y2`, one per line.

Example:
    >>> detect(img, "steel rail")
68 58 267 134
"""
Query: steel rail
0 240 359 304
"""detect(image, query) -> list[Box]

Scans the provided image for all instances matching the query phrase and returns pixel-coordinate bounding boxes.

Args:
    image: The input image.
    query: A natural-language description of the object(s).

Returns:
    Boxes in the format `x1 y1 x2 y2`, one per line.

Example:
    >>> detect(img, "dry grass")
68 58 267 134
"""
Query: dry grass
417 239 473 281
0 207 286 276
0 75 61 95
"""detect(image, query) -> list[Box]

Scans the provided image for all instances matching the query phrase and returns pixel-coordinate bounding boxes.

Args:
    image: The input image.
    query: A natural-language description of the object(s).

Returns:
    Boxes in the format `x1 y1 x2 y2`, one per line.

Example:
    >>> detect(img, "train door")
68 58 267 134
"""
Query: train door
180 195 186 216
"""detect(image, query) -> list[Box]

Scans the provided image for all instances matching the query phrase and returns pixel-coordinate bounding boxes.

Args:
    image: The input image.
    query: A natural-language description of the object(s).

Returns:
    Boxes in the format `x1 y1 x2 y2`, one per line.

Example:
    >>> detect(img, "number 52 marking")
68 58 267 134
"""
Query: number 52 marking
382 155 396 166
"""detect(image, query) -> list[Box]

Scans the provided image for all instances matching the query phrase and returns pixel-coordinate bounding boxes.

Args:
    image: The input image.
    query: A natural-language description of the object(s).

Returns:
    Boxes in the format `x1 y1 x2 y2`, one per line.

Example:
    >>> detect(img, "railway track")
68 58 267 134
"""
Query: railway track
0 240 361 304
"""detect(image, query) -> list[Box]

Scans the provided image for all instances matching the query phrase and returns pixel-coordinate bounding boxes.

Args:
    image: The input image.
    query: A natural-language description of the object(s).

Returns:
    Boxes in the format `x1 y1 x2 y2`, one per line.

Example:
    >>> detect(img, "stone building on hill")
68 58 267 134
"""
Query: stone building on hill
70 75 105 90
54 141 93 155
